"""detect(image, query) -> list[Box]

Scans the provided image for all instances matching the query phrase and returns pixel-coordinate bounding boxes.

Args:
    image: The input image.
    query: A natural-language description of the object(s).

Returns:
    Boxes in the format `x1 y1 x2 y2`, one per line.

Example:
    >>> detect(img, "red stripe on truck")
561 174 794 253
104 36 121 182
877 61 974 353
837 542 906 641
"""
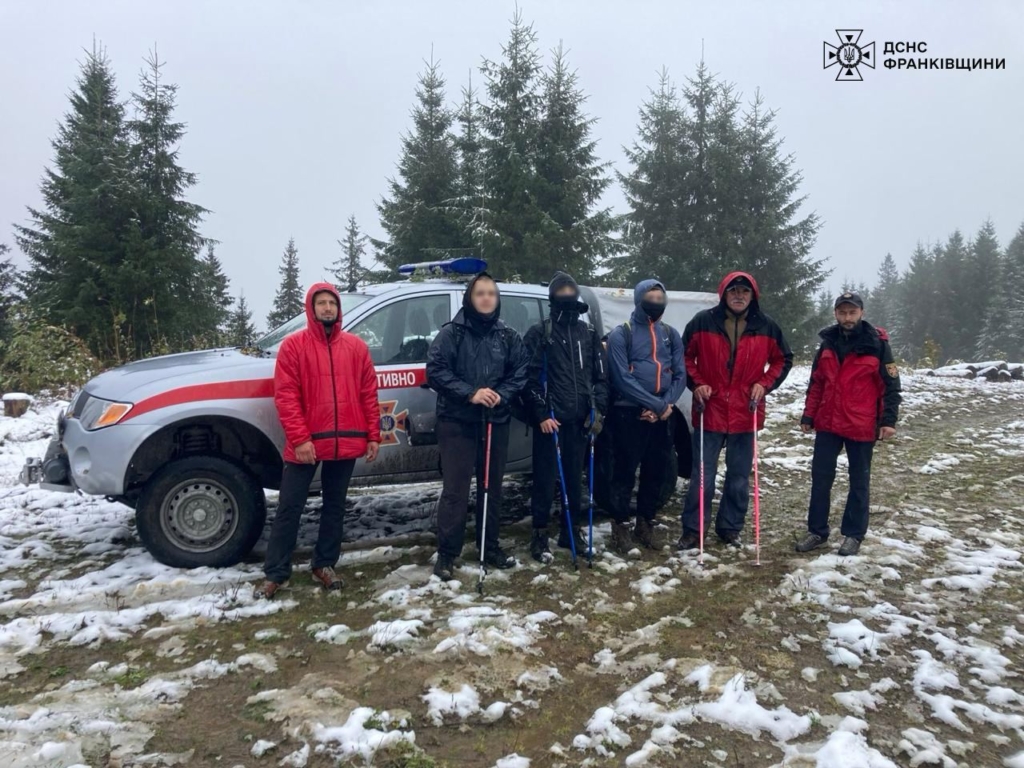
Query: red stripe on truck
121 367 427 421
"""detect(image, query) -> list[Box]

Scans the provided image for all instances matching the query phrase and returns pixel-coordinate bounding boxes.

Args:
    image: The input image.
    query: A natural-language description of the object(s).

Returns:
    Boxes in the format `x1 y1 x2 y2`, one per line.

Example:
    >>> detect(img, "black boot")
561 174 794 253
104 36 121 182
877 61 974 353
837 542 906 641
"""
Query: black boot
531 529 553 563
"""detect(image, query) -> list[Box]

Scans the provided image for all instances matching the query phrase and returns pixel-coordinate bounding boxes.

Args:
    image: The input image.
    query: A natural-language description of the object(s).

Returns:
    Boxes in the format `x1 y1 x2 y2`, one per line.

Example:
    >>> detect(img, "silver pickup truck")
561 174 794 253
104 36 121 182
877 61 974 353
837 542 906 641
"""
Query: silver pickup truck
22 262 716 568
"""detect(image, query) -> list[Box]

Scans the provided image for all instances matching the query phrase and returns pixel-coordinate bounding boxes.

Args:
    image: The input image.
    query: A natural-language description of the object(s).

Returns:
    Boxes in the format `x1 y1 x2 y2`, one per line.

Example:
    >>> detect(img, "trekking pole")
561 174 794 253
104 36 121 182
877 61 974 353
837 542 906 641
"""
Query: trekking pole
750 399 761 568
587 407 596 568
697 400 706 569
551 410 579 571
478 408 494 595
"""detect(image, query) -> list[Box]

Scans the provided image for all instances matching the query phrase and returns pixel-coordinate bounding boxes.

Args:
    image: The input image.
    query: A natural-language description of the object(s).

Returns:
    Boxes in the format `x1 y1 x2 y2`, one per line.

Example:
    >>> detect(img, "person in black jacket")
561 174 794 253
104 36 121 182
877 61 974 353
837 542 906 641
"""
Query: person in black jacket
522 272 609 563
426 273 529 580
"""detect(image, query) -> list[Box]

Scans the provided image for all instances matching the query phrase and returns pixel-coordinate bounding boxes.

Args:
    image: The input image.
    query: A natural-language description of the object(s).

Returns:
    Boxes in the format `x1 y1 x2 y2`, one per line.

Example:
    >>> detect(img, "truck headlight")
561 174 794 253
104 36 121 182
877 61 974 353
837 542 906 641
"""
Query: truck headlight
78 397 134 430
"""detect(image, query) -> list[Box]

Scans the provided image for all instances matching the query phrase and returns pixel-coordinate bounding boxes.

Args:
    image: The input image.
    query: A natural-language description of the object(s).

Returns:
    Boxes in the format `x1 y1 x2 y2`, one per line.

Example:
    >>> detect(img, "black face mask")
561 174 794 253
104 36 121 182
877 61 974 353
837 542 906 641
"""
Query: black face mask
641 299 666 322
550 294 580 317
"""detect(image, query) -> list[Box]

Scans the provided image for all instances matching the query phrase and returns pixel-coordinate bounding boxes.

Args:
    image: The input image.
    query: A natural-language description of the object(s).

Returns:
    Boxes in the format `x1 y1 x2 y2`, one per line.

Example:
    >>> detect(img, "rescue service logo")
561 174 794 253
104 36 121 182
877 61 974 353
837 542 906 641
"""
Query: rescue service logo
378 400 409 447
823 29 876 81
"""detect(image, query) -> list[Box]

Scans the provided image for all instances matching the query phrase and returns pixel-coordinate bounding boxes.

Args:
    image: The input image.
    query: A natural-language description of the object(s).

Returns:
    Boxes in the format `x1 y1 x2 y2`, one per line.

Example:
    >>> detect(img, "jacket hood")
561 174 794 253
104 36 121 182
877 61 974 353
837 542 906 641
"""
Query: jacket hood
633 279 667 306
305 282 342 341
461 272 502 331
717 271 760 301
549 271 588 319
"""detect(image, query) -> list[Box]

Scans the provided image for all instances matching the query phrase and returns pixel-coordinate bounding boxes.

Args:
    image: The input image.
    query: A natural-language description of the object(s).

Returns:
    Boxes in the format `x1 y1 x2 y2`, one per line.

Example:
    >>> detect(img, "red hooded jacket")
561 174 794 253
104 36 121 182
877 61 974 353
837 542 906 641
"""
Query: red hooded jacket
682 272 793 433
274 283 381 463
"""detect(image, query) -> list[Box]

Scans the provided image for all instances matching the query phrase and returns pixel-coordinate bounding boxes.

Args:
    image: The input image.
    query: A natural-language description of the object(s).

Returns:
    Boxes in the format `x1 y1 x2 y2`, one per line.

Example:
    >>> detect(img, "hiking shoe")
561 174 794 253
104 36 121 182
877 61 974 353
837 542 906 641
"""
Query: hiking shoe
838 536 862 557
634 516 657 549
676 531 702 551
433 553 456 581
483 546 516 570
557 527 586 551
609 521 635 555
312 566 343 591
254 580 282 600
531 529 553 563
795 533 828 553
719 531 742 548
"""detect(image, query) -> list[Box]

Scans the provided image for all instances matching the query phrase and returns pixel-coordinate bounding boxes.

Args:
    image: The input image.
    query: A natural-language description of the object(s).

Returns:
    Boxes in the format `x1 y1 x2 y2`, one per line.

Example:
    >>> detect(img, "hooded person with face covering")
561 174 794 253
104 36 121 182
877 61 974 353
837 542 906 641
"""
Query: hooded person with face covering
522 272 609 563
256 283 381 600
605 279 686 554
426 273 529 580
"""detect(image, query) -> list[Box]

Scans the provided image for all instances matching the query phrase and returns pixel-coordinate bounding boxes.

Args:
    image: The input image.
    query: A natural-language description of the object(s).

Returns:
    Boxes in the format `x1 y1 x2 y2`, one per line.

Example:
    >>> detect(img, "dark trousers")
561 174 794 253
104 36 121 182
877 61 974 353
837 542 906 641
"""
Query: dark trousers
682 429 754 538
807 430 874 540
436 418 510 558
609 406 673 523
531 421 586 530
264 459 356 583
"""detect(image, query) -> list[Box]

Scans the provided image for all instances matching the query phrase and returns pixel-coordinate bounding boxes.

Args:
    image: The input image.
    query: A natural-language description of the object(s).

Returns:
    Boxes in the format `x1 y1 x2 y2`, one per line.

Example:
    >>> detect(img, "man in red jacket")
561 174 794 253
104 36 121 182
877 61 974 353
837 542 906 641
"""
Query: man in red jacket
677 272 793 550
796 291 901 557
256 282 380 599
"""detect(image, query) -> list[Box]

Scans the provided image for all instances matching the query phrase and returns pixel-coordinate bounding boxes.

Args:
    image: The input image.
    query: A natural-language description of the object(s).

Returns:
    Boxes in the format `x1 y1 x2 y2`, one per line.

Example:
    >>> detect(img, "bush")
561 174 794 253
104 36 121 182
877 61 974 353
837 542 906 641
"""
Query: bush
0 312 101 397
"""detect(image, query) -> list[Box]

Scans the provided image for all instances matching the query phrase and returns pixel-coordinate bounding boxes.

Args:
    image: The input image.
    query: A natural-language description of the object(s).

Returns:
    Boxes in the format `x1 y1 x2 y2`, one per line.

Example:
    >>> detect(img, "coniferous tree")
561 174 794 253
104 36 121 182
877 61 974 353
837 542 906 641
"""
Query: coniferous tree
897 243 938 362
453 72 484 247
477 9 545 280
933 230 969 359
614 69 686 285
376 55 467 271
15 44 136 362
0 243 16 344
978 223 1024 361
871 253 901 337
125 50 208 355
227 293 257 348
331 215 368 291
532 43 615 282
966 220 1001 358
266 238 304 330
197 243 231 342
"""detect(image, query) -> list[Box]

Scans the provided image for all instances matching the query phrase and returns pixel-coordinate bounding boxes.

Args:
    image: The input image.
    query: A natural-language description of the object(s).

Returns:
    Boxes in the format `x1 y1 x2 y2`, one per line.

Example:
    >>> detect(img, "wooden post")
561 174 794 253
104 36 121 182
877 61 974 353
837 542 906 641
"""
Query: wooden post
3 393 32 418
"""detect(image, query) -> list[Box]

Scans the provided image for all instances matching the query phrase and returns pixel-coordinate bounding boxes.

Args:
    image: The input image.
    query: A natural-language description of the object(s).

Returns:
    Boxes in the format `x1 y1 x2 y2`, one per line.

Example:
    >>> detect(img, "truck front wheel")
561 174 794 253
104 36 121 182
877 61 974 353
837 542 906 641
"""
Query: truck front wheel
136 456 267 568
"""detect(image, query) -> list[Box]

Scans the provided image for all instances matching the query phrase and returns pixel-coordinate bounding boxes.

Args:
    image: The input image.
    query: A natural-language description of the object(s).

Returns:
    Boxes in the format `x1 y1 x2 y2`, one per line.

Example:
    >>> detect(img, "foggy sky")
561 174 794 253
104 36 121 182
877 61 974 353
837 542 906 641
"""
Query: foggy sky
2 0 1022 329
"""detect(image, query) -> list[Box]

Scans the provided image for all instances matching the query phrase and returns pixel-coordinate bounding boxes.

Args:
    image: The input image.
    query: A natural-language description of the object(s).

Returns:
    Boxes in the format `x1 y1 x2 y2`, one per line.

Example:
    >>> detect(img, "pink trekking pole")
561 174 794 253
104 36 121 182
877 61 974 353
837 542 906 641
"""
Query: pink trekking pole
697 400 705 569
750 400 761 567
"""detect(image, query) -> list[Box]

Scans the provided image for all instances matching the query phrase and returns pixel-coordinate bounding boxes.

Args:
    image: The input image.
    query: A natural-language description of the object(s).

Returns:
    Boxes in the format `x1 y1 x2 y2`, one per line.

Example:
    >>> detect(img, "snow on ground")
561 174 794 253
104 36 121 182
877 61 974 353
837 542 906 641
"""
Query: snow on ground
1 372 1023 766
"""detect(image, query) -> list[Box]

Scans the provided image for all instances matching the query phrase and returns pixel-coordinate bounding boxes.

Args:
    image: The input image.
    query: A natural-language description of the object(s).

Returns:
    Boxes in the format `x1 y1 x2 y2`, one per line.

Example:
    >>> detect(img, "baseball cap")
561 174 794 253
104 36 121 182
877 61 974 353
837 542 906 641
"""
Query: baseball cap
834 291 864 310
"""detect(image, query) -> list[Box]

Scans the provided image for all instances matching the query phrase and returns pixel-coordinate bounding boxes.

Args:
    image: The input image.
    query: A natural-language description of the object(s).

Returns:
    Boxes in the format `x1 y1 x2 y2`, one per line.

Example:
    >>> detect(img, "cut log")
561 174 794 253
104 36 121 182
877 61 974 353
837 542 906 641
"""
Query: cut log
2 393 32 418
978 366 1000 382
997 369 1013 383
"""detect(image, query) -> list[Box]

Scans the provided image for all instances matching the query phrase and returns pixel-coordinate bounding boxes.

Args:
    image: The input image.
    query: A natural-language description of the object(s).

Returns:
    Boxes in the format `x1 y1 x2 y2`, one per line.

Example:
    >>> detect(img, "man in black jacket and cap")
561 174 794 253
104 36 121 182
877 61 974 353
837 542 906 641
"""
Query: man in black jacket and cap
522 272 609 562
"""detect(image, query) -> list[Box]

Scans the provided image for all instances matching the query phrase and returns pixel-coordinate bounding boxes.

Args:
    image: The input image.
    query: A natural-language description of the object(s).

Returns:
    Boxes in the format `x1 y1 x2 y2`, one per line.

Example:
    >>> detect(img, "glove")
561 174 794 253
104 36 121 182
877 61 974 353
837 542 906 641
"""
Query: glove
585 411 604 436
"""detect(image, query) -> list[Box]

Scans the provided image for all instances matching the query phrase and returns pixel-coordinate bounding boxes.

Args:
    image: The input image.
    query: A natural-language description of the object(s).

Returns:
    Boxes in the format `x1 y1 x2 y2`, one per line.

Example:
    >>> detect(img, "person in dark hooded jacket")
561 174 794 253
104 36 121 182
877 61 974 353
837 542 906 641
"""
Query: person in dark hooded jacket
605 279 686 554
426 273 529 580
522 272 609 562
678 271 793 550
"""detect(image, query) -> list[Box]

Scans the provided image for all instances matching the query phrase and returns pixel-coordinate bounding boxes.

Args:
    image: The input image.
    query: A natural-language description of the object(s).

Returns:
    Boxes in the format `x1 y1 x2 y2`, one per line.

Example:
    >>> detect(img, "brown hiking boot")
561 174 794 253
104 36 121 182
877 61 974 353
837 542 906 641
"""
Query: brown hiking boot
634 516 658 549
254 580 282 600
311 566 343 591
609 521 636 556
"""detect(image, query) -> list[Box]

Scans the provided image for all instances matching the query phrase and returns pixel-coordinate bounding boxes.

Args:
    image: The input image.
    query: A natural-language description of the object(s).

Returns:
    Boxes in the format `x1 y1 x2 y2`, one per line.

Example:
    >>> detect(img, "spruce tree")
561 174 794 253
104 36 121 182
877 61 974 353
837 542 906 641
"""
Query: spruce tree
228 293 258 348
478 9 545 280
197 243 231 342
978 222 1024 361
453 72 484 243
376 55 467 271
331 215 368 290
965 220 1001 358
933 230 969 359
614 69 686 285
125 50 208 355
0 243 15 344
15 44 136 362
266 238 304 330
897 243 939 362
532 43 615 282
731 90 826 339
871 253 901 337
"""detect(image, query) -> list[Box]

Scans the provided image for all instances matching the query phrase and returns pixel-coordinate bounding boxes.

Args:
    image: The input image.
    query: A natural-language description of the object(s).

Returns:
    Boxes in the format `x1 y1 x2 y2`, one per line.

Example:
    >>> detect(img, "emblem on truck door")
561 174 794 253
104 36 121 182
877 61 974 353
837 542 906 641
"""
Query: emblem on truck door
378 400 409 447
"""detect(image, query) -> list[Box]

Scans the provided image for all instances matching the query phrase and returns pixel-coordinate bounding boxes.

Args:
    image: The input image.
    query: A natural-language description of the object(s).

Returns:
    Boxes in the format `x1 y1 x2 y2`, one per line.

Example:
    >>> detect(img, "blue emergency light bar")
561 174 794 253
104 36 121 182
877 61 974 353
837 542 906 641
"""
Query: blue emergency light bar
397 257 487 276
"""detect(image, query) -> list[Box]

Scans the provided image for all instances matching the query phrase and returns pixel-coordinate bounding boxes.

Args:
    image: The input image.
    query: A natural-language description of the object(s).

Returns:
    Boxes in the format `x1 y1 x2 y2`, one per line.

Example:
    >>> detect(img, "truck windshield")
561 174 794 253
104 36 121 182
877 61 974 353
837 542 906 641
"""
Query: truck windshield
256 293 370 352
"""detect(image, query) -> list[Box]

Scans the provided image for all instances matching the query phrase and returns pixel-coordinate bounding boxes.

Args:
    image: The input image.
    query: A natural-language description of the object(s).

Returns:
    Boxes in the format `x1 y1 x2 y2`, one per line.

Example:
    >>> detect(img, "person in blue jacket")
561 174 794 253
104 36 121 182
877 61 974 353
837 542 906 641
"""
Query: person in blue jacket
605 279 686 554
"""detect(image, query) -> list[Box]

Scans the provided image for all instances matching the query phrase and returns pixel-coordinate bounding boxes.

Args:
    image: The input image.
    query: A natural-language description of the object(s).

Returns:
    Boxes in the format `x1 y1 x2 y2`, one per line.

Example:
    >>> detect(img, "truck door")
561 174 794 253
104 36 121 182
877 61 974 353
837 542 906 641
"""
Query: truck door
347 290 457 479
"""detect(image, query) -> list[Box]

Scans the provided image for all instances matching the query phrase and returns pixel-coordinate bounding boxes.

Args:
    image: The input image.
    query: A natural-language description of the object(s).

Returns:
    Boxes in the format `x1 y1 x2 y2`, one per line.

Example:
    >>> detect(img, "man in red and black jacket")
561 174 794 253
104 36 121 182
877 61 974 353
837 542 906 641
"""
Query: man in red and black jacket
796 291 902 557
677 271 793 550
256 282 381 599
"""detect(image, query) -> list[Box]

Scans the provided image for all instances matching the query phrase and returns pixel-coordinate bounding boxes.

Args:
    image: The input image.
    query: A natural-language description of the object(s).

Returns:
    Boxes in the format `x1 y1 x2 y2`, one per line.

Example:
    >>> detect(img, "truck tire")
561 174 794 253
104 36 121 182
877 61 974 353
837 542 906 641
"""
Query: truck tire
136 456 266 568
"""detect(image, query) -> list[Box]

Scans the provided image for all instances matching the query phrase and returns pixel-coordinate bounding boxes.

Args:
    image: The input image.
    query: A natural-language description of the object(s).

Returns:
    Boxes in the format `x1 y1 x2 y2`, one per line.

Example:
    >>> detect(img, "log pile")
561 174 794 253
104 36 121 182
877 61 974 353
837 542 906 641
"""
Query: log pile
925 361 1024 382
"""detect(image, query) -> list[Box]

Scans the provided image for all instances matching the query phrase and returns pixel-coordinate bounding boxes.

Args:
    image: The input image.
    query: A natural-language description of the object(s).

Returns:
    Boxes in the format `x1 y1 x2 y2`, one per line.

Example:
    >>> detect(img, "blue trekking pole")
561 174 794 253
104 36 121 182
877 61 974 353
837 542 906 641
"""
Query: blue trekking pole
551 409 579 571
587 407 596 568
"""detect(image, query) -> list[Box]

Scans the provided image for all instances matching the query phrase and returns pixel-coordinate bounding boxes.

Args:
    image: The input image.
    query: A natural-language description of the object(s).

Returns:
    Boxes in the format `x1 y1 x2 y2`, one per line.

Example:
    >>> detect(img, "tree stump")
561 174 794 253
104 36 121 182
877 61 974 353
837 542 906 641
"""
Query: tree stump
2 393 32 418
